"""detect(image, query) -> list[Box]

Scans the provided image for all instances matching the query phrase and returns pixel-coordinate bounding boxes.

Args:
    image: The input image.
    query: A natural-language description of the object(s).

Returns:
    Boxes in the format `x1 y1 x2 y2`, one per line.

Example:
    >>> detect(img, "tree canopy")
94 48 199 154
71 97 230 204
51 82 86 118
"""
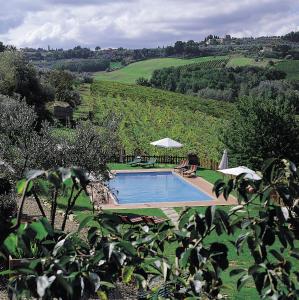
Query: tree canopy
222 95 299 169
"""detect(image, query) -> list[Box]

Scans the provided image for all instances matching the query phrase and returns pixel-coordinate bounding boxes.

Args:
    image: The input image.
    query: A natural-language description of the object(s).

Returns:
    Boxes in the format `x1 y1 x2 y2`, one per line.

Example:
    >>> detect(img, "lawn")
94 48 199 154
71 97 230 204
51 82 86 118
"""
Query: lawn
94 56 229 84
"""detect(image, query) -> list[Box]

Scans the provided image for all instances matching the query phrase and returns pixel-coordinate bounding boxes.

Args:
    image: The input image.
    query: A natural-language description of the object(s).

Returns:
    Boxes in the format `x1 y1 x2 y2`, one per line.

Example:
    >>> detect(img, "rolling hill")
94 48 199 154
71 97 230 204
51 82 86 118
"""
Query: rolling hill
94 56 229 83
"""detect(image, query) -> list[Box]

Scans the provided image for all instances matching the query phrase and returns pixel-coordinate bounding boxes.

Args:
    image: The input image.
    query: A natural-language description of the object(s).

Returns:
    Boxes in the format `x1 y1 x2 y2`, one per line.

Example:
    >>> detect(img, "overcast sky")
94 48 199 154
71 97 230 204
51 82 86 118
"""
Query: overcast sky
0 0 298 49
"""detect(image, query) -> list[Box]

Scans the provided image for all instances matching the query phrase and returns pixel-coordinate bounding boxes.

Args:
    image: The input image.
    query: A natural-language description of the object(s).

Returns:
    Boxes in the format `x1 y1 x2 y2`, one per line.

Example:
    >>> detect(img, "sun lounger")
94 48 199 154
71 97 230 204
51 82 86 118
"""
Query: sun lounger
117 214 167 225
127 157 142 166
118 215 143 224
119 215 130 223
143 216 167 224
139 158 157 168
174 159 189 172
151 216 166 224
183 165 198 177
129 216 143 223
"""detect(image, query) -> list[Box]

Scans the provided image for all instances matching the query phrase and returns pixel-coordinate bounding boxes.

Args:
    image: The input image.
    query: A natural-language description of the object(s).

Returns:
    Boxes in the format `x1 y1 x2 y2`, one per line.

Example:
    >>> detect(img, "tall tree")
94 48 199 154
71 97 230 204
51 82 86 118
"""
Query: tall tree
0 42 5 52
222 95 299 169
174 41 185 54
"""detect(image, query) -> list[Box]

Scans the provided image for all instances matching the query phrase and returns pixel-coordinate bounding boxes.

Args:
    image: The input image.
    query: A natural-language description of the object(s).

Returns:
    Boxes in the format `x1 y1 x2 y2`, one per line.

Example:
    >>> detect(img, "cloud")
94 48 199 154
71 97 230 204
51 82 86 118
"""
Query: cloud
0 0 298 49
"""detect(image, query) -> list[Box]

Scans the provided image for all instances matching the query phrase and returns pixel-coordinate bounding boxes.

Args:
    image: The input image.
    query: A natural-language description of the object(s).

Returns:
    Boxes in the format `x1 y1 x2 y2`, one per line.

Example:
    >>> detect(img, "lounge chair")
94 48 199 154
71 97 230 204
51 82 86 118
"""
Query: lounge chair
143 216 167 224
119 215 130 223
151 216 167 224
128 216 143 223
118 215 143 224
183 165 198 177
118 214 167 225
139 158 157 168
127 157 142 166
174 159 189 172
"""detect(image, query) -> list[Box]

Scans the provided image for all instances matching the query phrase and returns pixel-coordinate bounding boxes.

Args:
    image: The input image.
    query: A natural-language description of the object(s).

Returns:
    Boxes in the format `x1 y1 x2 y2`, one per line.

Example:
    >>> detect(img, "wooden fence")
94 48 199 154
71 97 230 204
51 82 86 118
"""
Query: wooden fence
110 155 219 170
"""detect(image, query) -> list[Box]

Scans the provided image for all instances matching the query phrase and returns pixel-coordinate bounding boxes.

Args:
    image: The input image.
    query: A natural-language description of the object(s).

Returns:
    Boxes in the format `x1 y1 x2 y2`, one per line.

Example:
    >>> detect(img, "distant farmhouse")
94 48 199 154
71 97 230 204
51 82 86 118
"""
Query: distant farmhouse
205 35 233 45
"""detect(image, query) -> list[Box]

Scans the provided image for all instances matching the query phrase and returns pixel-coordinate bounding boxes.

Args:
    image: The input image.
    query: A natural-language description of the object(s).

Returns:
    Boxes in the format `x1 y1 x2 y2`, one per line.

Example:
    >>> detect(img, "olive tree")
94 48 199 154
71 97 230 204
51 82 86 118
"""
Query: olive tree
0 95 119 180
0 96 59 178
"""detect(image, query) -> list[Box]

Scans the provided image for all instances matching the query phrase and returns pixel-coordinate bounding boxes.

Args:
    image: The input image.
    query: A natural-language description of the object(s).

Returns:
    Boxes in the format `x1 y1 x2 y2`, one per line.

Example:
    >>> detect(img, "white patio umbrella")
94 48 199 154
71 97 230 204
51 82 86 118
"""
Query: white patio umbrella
150 138 183 163
218 149 228 170
218 166 262 180
150 138 183 148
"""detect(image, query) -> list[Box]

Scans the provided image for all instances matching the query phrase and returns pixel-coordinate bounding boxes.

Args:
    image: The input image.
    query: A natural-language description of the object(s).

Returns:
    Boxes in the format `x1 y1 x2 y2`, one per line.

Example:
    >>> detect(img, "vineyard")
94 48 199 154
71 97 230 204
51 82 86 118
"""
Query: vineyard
172 57 230 72
90 81 234 119
74 82 231 161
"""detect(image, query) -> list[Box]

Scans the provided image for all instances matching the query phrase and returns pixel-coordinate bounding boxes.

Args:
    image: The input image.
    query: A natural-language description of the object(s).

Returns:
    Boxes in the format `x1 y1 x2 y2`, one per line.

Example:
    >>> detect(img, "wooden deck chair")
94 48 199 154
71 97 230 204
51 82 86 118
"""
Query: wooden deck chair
183 165 198 177
128 215 143 223
174 159 186 170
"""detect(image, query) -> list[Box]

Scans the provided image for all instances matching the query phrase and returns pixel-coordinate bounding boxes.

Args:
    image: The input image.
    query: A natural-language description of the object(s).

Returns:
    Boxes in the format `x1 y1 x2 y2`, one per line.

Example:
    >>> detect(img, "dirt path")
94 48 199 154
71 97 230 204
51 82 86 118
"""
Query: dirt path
21 196 79 232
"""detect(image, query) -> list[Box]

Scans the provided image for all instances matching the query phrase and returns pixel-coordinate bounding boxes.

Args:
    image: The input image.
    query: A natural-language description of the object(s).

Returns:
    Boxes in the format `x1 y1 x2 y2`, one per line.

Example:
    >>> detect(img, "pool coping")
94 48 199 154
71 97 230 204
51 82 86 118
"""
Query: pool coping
100 168 237 209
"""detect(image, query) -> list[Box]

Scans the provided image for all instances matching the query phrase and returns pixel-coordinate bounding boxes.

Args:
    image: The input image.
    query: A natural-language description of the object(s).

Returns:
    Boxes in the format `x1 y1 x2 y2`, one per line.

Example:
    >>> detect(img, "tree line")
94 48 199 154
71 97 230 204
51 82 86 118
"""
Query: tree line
138 64 287 102
53 58 110 72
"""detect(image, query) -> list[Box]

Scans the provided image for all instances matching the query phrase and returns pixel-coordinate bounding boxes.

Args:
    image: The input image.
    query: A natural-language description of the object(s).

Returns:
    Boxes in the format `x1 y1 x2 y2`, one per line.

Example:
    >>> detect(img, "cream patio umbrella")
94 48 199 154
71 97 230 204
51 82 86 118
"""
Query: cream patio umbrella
150 138 183 164
150 138 183 148
218 166 262 180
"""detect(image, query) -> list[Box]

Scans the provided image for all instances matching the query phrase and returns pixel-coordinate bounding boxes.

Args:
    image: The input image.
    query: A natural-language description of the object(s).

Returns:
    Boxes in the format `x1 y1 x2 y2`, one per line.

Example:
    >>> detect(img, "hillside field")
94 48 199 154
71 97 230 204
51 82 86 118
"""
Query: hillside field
94 56 229 83
227 55 272 67
275 60 299 80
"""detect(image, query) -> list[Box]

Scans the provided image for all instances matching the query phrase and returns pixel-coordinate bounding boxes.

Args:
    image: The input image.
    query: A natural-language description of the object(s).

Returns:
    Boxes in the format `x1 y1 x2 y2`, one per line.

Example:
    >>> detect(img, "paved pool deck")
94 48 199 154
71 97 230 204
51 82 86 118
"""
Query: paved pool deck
101 168 237 209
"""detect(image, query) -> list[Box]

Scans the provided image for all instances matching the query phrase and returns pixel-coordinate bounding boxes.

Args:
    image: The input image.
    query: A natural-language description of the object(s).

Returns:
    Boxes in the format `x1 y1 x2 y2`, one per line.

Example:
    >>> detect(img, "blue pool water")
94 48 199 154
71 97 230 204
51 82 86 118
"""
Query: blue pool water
109 172 213 204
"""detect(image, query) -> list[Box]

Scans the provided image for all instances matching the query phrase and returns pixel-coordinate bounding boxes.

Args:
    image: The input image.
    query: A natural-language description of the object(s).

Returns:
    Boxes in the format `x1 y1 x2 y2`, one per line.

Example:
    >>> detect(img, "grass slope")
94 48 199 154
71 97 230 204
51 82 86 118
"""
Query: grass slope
275 60 299 80
94 56 228 83
227 55 272 67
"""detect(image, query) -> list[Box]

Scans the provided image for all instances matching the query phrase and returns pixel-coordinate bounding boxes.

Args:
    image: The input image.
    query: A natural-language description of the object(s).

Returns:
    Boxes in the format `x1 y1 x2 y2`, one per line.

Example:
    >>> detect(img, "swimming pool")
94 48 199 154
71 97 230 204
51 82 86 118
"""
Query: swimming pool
109 171 213 204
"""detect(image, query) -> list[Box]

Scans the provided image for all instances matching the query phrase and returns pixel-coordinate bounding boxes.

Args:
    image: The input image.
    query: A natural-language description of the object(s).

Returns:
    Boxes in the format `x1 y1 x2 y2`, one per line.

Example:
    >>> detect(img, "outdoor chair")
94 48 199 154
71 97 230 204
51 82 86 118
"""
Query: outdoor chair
118 214 143 224
127 157 142 166
139 158 157 168
151 216 167 224
183 165 198 177
128 215 143 223
118 214 166 225
174 159 189 172
119 215 130 223
143 216 167 224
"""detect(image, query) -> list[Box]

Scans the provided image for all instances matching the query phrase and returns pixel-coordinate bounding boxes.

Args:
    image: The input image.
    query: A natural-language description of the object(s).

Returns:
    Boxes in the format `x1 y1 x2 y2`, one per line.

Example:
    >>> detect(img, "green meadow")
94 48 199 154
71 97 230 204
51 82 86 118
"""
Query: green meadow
94 56 229 83
227 55 270 67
